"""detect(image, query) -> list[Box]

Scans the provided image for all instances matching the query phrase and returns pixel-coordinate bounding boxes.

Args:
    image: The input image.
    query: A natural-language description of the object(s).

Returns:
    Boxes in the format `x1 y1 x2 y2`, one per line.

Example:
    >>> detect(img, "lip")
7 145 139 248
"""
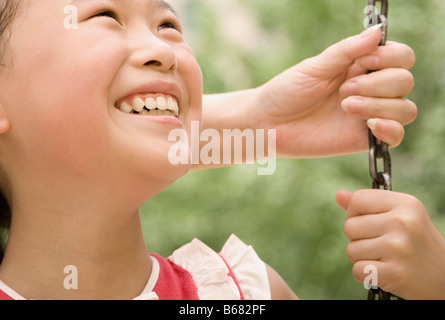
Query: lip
118 112 185 127
115 81 183 109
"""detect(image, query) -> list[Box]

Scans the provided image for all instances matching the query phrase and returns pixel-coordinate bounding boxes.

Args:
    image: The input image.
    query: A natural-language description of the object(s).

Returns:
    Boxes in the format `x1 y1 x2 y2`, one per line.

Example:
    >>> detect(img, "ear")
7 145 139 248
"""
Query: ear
0 104 10 134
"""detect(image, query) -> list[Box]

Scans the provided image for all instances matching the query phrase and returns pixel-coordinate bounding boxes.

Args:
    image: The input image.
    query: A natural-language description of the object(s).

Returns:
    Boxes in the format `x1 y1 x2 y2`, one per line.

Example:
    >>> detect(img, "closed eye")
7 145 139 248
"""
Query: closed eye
91 10 120 21
159 21 182 34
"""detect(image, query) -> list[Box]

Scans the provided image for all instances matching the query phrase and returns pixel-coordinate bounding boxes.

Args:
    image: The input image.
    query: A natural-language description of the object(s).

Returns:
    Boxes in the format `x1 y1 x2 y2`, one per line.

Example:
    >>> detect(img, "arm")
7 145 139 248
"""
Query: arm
195 26 416 169
266 264 299 300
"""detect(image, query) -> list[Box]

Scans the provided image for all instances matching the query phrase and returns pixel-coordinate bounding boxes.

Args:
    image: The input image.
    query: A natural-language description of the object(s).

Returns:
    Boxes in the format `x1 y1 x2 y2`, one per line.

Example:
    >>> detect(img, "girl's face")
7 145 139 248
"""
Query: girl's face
0 0 203 205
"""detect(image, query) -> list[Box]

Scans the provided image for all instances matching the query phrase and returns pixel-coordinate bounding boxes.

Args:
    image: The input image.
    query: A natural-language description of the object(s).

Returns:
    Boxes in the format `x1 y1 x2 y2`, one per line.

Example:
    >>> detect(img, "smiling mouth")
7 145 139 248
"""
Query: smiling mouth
117 94 179 117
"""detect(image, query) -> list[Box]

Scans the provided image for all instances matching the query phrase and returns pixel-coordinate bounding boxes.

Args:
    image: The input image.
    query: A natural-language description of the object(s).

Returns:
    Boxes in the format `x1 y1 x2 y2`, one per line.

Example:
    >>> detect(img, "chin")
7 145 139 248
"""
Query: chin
138 161 191 197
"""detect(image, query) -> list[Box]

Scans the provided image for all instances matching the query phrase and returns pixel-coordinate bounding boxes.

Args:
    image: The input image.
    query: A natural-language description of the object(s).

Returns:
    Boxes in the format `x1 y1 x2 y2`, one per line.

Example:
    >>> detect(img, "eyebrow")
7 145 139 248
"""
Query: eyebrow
157 0 177 15
69 0 177 16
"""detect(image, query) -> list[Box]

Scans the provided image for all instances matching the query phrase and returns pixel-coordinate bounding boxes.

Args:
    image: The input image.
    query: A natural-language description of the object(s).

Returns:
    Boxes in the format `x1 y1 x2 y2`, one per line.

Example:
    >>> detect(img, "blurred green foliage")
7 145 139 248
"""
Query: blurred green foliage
141 0 445 299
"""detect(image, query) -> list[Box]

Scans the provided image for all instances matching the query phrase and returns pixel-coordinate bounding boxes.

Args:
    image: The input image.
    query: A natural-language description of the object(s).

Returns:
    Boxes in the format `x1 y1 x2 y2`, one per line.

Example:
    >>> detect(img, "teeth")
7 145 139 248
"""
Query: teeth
132 98 145 112
150 109 162 115
120 102 133 113
162 110 176 116
145 98 157 110
150 110 176 116
119 95 179 116
156 96 168 110
168 97 179 116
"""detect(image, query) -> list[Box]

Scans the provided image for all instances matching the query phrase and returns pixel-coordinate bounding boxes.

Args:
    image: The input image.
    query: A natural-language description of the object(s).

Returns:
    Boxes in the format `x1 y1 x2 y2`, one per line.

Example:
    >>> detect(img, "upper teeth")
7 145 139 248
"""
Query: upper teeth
119 96 179 116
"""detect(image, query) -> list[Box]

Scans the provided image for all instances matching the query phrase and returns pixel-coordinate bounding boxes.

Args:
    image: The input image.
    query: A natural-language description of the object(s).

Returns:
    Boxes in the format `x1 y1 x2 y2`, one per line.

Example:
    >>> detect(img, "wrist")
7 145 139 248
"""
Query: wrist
202 88 260 132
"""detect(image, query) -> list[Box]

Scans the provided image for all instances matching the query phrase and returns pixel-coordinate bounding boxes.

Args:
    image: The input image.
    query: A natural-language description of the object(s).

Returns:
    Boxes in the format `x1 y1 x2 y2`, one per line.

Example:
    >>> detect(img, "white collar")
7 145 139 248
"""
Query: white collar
133 255 160 300
0 280 27 300
0 256 160 300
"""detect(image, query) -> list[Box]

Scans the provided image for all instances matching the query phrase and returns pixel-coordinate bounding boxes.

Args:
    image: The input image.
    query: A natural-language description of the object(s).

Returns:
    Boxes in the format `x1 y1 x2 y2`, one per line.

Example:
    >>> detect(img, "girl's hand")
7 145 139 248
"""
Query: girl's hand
254 25 417 158
336 190 445 300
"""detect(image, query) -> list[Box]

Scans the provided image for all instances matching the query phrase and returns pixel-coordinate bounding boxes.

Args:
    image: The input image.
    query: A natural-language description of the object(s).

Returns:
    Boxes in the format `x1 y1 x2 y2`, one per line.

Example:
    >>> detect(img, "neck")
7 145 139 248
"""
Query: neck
0 200 152 300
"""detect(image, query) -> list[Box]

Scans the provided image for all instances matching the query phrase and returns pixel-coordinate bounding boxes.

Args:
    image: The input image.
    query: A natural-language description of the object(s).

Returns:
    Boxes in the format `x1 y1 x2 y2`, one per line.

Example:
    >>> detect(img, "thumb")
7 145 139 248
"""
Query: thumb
335 190 353 211
302 24 383 77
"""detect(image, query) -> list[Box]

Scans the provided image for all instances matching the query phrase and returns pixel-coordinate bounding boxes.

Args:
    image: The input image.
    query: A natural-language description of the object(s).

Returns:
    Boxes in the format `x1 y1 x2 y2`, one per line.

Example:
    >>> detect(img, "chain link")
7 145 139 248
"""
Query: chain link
368 0 391 192
365 0 403 301
369 130 392 191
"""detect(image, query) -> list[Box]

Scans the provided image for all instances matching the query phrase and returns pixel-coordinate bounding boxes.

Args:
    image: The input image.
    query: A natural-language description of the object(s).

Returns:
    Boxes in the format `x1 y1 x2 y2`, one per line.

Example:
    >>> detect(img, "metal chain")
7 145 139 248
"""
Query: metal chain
368 0 391 191
365 0 402 301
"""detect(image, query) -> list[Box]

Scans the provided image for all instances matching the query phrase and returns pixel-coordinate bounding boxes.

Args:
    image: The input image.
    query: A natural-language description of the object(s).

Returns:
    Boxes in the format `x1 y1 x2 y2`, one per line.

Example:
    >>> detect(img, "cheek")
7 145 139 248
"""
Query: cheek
178 49 204 124
15 101 111 178
6 74 118 178
8 30 128 167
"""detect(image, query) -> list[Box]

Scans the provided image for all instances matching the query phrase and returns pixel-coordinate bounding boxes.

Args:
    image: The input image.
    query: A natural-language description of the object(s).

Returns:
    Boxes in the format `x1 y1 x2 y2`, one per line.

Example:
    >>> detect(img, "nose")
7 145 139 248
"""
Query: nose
128 29 178 72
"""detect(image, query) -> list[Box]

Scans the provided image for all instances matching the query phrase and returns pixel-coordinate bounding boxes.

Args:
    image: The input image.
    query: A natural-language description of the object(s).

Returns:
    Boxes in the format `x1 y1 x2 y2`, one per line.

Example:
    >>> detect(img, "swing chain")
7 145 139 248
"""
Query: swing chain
368 0 390 191
366 0 402 301
367 0 391 192
369 130 392 191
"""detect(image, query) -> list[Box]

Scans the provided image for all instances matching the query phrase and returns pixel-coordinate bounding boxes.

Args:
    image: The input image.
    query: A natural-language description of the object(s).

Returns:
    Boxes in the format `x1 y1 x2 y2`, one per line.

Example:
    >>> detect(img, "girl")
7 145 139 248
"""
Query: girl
0 0 415 299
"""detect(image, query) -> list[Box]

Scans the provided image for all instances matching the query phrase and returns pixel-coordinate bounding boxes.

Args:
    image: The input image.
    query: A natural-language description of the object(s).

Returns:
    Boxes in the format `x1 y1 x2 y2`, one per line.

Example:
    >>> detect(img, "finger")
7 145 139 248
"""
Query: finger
335 190 353 211
346 189 400 219
346 237 385 262
356 41 416 71
367 118 405 147
352 260 403 296
345 62 368 81
352 260 387 287
344 215 387 241
342 97 418 125
341 68 415 98
301 24 383 77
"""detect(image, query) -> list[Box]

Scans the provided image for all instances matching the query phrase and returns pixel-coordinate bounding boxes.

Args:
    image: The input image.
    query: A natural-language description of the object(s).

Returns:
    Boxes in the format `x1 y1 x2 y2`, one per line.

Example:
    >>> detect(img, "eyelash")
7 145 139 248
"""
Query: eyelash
92 10 119 21
159 21 181 32
90 11 181 33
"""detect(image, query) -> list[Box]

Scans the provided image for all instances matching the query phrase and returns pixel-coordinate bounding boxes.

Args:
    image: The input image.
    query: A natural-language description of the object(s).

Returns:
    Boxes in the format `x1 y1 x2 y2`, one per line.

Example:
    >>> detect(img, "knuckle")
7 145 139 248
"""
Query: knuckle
387 124 405 148
405 100 418 124
398 70 415 93
389 210 419 234
352 263 365 282
404 45 416 69
344 219 356 240
409 195 426 213
383 236 405 253
346 243 355 261
403 194 422 208
352 262 381 285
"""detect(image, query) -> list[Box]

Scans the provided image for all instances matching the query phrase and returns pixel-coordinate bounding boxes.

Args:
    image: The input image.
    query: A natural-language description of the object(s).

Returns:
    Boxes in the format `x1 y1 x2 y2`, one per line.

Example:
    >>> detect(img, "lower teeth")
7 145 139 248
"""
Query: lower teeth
133 108 174 116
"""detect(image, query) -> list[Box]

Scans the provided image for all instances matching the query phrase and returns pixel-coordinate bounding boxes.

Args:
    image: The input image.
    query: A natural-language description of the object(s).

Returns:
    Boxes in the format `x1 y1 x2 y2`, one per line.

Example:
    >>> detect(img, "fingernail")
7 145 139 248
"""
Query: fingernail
342 97 364 113
341 100 349 112
367 119 377 130
360 23 382 39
